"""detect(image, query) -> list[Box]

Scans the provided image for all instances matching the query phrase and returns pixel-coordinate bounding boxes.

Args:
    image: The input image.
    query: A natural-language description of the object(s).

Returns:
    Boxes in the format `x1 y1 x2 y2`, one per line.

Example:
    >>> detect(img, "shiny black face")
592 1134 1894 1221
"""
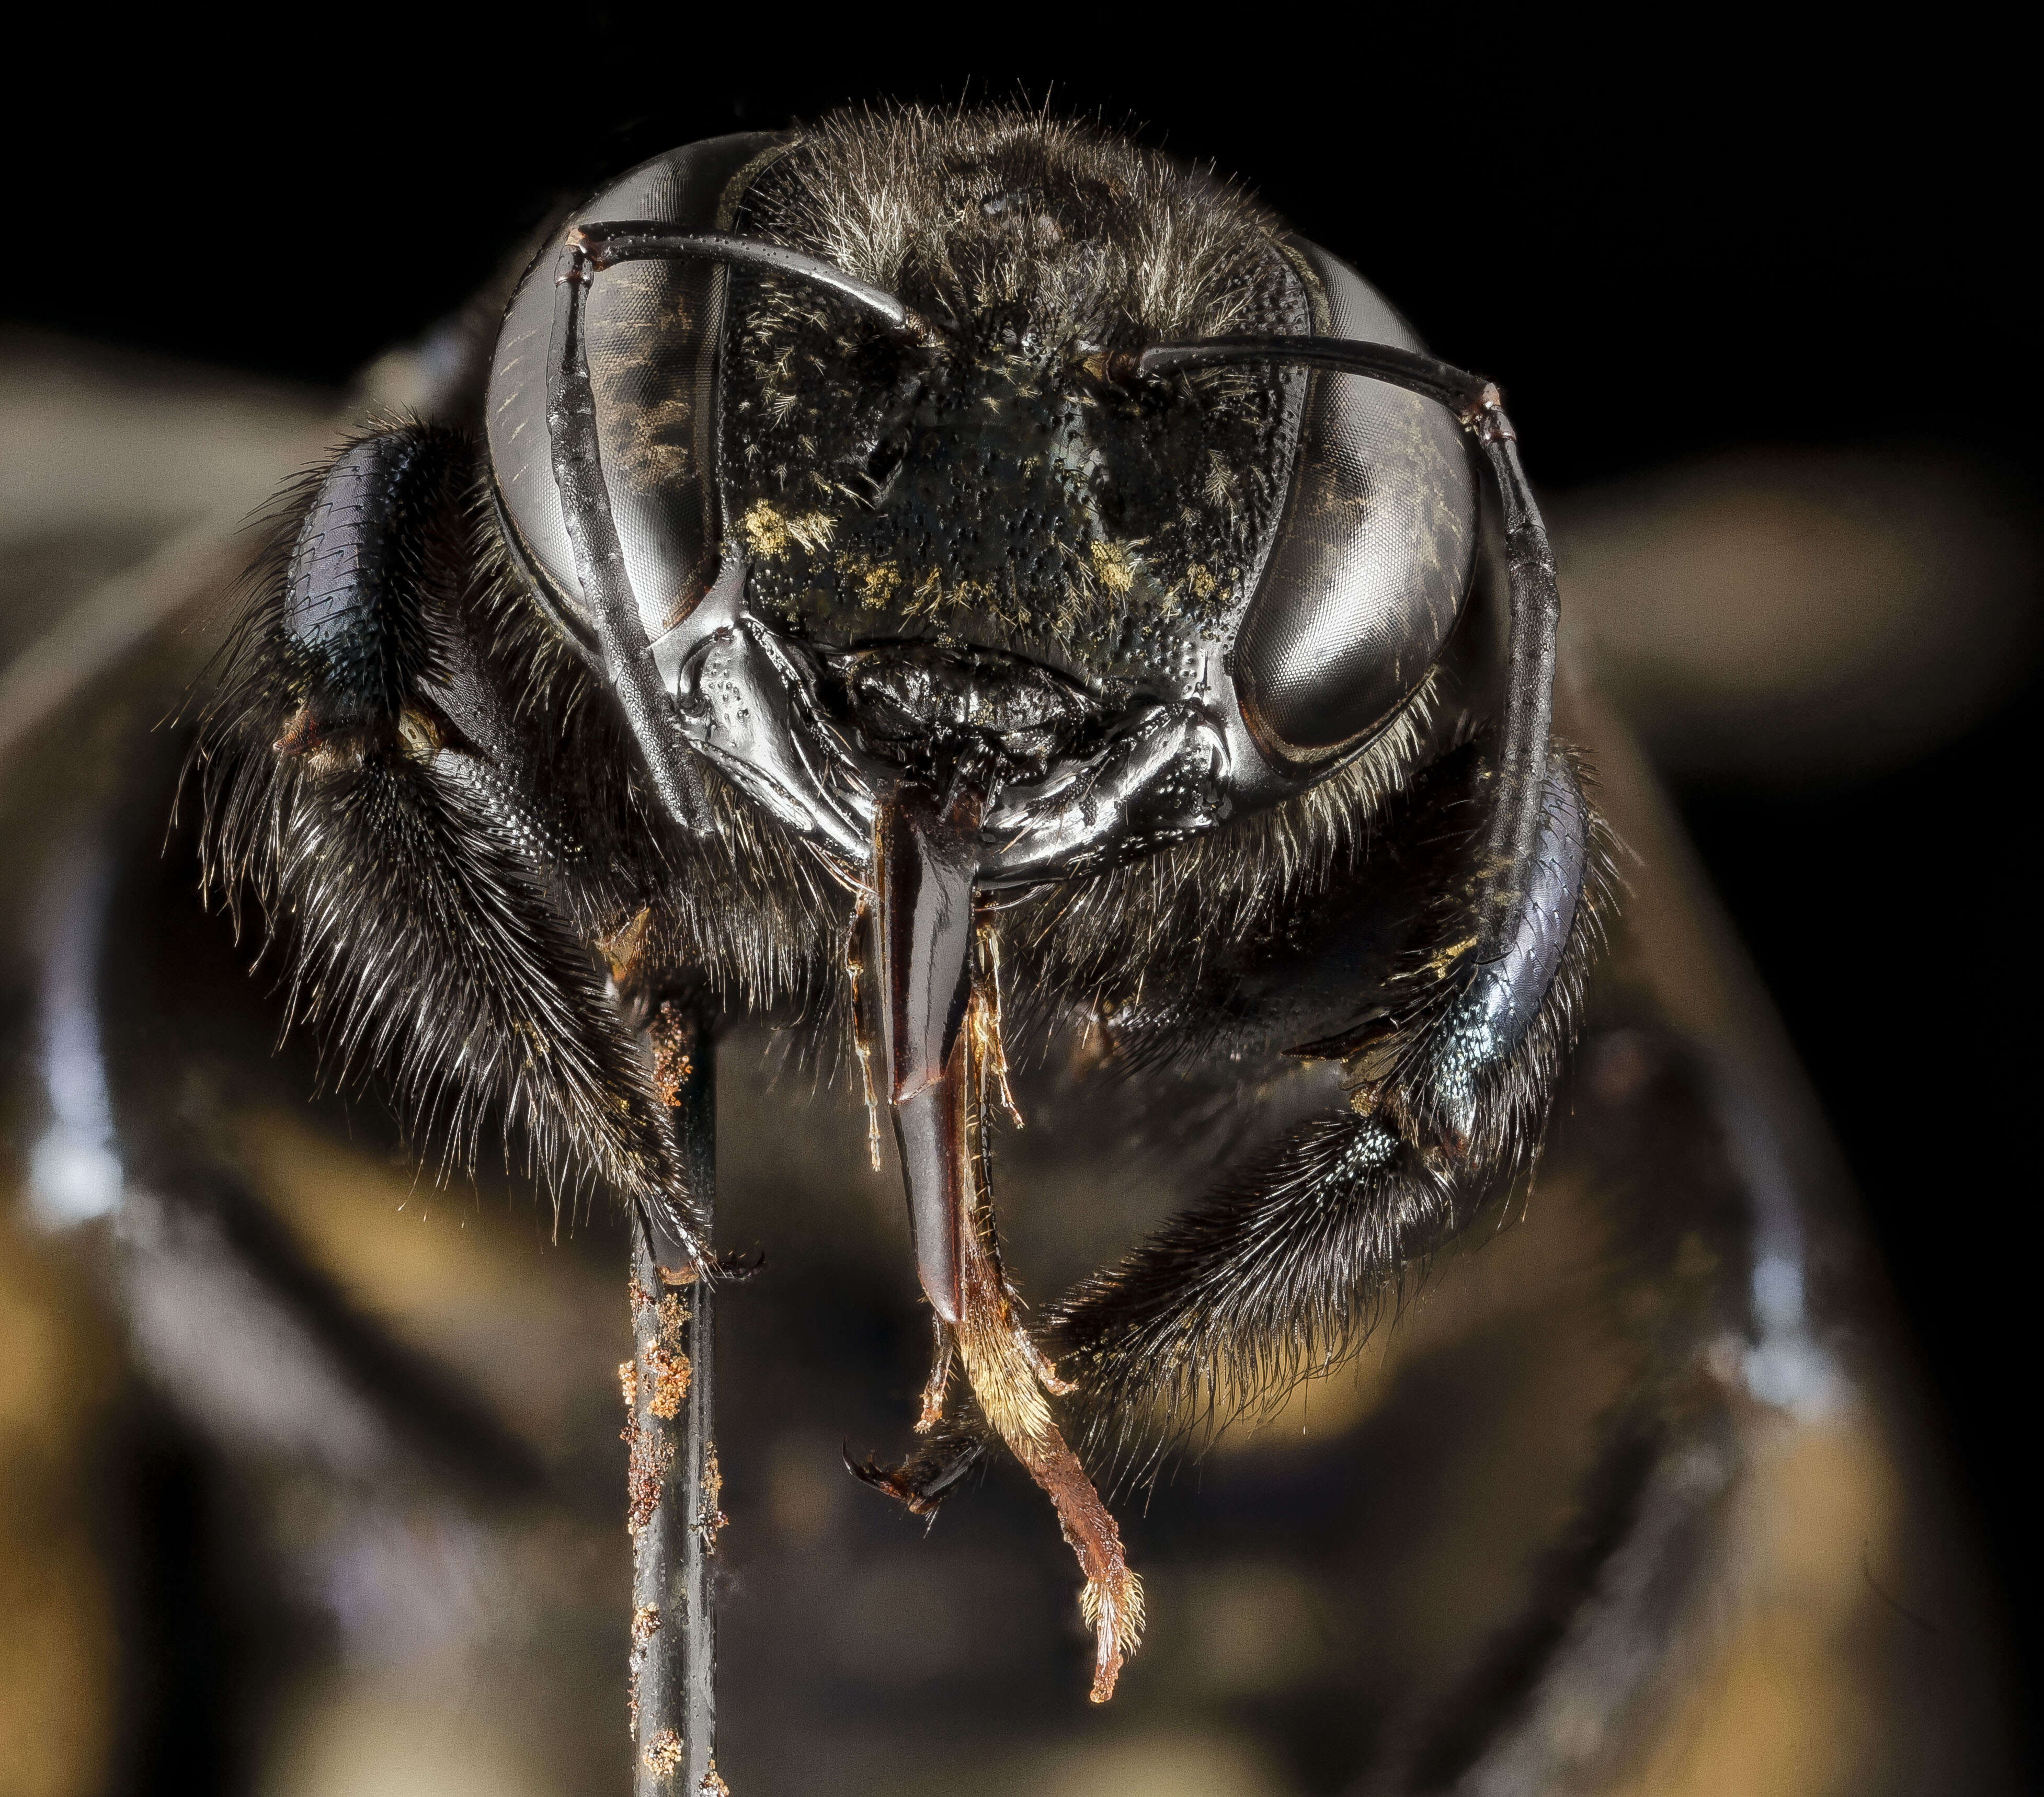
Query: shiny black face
718 299 1295 698
485 114 1481 878
719 314 1286 796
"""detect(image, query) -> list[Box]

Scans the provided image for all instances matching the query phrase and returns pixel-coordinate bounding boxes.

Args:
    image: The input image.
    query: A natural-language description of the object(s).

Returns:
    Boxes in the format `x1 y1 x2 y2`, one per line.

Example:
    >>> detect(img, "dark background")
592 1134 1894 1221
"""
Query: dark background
11 6 2033 1693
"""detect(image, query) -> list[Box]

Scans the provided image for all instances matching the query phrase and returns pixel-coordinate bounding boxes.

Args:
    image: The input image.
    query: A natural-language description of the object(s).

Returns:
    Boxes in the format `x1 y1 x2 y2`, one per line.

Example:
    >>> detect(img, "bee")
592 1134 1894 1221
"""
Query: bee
195 105 1598 1711
8 99 2022 1796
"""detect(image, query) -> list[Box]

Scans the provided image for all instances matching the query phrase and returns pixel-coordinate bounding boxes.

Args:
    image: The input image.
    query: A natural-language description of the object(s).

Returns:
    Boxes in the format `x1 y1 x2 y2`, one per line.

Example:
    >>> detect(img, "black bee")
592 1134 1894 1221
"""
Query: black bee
198 106 1603 1705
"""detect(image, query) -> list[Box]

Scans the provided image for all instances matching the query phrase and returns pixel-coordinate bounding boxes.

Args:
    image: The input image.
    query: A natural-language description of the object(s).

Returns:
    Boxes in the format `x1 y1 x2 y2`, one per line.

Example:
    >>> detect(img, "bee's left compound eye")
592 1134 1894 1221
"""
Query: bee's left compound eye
1230 241 1479 769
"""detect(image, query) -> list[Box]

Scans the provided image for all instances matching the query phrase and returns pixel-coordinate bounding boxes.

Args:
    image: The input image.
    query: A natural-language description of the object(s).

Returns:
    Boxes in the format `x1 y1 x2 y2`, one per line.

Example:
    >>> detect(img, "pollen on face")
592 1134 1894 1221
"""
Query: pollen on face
1088 538 1137 596
740 500 836 558
835 549 904 608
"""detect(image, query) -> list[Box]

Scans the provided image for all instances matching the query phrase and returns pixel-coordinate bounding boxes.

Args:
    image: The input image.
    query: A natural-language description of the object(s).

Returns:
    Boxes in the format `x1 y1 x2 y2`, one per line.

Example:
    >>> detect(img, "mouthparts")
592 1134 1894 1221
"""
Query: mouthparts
652 561 1232 887
860 771 1145 1702
820 642 1112 782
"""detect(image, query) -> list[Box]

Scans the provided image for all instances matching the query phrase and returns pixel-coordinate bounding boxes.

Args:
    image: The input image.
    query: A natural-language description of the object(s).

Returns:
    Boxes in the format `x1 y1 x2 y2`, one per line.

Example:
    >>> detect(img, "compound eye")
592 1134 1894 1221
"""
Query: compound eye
1234 240 1478 764
485 132 784 651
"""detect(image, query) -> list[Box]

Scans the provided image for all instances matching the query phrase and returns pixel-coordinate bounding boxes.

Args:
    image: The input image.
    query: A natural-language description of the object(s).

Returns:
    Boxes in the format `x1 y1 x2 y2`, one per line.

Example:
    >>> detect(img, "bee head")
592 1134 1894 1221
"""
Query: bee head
486 108 1480 880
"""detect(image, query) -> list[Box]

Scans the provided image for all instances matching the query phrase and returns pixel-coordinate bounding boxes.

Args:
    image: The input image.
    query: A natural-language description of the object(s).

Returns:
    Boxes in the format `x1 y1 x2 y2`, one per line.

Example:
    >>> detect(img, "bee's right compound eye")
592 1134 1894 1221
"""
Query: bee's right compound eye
1230 241 1480 769
485 131 790 656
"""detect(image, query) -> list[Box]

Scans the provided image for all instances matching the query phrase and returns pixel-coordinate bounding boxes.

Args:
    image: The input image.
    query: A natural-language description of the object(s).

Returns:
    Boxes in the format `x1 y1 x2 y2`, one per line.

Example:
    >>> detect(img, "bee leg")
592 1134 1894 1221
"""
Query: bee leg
257 426 466 768
846 1418 984 1516
1046 1110 1457 1442
1350 750 1599 1163
201 425 710 1266
860 752 1604 1480
1046 754 1604 1442
844 895 884 1172
915 1313 955 1431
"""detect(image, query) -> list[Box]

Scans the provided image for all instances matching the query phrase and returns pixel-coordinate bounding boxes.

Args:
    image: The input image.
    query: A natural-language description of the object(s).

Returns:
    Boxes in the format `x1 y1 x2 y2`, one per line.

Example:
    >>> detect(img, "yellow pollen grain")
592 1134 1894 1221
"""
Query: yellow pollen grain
835 550 904 609
739 501 791 556
740 500 835 558
1089 538 1137 595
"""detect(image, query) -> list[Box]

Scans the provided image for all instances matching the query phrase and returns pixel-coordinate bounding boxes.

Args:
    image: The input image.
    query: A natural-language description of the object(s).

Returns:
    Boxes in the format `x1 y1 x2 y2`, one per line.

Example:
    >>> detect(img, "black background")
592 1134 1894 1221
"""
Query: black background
10 6 2034 1701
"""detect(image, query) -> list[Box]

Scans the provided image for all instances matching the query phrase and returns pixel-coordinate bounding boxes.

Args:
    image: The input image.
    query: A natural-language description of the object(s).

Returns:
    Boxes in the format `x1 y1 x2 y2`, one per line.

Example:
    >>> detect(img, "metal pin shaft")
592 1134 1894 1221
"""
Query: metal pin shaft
628 1005 724 1795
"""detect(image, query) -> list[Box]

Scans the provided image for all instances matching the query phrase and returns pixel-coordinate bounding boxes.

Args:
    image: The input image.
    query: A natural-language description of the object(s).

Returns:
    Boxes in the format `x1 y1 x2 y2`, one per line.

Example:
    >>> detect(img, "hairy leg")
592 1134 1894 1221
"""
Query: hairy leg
199 424 709 1261
863 747 1605 1503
